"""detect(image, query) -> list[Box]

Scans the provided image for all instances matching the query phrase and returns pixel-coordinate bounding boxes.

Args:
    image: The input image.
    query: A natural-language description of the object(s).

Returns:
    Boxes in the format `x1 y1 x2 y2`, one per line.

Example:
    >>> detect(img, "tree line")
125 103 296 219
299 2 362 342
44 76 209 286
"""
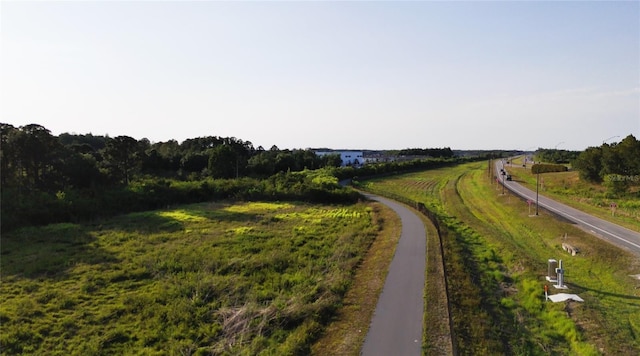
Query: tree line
572 134 640 195
1 123 481 232
0 123 345 231
535 148 581 164
1 123 346 189
396 147 454 158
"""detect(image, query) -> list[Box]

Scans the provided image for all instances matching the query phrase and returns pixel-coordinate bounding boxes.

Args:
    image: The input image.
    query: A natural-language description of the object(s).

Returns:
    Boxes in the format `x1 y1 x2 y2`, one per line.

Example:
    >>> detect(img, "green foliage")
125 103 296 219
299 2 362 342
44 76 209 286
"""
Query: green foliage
573 147 604 183
531 163 569 174
358 162 640 354
397 147 454 158
334 156 483 182
536 148 580 164
1 169 361 232
102 135 143 185
573 134 640 188
0 122 485 232
603 174 631 198
0 201 378 354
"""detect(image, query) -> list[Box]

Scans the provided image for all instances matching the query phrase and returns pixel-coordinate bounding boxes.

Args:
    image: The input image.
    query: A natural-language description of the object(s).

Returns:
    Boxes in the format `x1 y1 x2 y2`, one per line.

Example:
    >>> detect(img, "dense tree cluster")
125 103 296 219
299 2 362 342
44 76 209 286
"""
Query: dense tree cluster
1 123 342 190
535 148 580 164
572 134 640 195
1 123 481 231
0 123 343 231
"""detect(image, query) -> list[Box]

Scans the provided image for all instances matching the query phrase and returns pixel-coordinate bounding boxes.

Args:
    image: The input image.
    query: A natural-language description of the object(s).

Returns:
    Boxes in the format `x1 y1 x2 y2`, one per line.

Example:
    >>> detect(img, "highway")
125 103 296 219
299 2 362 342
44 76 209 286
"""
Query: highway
496 161 640 257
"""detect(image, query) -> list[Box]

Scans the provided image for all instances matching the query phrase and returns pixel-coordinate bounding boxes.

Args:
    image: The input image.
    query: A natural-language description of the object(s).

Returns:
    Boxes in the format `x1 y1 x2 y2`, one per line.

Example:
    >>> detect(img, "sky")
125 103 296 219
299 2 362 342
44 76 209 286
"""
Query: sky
1 1 639 151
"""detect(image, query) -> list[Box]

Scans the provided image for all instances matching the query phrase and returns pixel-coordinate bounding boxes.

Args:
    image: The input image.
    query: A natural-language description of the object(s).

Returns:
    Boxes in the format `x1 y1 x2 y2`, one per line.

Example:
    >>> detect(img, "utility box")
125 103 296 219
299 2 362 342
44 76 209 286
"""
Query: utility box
547 259 558 282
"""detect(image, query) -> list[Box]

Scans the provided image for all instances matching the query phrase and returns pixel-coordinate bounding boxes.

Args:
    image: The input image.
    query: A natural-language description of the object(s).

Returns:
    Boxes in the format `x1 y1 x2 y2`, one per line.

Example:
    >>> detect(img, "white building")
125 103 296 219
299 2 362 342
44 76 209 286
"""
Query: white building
315 150 364 166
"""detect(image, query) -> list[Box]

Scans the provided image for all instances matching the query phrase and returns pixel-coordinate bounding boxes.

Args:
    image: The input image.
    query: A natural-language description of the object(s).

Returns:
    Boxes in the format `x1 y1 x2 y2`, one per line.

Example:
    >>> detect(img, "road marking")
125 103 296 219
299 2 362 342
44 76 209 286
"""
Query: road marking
508 184 640 250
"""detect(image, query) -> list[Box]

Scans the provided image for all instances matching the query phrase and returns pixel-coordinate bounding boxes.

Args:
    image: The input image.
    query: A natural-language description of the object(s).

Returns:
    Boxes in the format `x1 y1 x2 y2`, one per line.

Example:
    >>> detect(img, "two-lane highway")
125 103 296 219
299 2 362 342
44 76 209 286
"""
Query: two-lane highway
496 161 640 257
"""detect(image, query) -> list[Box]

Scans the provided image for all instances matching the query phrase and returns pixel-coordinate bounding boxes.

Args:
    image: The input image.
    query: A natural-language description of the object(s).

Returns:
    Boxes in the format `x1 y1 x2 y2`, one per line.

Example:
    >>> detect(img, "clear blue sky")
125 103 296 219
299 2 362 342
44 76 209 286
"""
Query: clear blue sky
2 1 638 151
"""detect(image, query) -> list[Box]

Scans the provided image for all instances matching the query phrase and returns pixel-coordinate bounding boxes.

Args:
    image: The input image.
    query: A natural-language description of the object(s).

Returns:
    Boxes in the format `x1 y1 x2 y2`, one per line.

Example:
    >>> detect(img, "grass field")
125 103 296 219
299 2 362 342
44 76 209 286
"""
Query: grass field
0 201 384 355
310 200 402 356
360 162 640 355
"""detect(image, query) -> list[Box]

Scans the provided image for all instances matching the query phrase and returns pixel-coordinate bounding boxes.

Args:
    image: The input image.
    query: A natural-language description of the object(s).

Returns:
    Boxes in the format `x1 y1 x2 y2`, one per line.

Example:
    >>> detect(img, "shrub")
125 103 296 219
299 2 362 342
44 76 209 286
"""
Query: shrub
531 163 568 174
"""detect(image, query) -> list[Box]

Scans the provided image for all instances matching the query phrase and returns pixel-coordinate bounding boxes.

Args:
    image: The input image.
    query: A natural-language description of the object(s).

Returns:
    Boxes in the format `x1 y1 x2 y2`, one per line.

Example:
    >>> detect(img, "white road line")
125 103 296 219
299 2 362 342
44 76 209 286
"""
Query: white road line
507 184 640 250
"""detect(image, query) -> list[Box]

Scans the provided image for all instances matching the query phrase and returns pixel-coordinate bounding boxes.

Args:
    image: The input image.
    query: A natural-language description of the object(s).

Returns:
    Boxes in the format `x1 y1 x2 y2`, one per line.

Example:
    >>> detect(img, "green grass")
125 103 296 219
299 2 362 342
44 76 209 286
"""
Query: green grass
505 160 640 233
311 201 403 356
359 162 640 355
0 201 380 355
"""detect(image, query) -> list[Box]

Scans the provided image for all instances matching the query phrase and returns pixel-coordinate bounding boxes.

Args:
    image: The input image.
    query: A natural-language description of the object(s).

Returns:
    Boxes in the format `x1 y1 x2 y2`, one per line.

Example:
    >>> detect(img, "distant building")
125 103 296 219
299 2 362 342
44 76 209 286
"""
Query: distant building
315 150 364 166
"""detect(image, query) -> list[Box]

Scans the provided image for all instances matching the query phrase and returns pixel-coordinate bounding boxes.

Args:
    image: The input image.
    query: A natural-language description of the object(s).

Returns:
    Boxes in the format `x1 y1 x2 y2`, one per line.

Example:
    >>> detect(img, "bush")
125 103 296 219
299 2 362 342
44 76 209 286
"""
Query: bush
531 163 568 174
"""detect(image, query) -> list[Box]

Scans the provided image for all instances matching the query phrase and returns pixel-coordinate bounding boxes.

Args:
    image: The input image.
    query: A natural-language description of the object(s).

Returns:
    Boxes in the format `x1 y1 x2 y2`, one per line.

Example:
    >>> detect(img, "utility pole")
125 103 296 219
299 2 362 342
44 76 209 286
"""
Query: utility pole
536 171 540 216
502 165 505 195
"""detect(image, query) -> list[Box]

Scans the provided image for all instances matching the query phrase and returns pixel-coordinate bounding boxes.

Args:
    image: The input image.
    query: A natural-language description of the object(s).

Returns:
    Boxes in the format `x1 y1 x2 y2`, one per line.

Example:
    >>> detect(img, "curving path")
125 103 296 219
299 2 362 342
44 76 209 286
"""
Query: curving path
360 193 426 356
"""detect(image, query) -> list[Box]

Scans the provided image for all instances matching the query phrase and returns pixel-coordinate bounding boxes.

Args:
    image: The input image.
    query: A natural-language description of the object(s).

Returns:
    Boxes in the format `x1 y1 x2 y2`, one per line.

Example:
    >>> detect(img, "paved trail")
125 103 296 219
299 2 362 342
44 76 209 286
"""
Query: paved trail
360 194 426 356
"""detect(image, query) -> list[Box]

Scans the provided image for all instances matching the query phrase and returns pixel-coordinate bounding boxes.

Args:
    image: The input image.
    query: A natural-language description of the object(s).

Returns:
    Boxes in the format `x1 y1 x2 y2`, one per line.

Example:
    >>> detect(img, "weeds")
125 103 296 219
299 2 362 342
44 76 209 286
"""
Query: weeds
0 201 378 354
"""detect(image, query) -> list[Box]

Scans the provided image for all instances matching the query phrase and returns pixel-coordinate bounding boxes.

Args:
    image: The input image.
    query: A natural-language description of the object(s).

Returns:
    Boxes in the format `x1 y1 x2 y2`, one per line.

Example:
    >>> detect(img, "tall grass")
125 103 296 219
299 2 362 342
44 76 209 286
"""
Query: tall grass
0 201 380 354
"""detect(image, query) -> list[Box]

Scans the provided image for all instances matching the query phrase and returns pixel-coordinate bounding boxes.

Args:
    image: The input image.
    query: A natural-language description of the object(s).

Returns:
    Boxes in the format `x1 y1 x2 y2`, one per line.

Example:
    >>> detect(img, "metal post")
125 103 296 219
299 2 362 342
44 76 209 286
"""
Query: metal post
536 172 540 216
555 260 564 288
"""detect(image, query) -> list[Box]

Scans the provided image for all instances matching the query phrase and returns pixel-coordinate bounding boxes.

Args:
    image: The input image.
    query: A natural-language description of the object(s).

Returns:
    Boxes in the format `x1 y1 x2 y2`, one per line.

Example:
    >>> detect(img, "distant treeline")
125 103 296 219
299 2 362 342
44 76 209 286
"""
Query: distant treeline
397 147 454 158
535 148 580 164
0 123 486 232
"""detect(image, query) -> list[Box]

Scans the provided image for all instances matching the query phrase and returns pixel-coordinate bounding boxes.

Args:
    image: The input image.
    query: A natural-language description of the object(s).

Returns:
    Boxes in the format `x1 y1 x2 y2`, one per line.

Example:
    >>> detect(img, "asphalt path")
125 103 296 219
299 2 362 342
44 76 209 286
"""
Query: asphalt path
496 161 640 257
360 193 426 356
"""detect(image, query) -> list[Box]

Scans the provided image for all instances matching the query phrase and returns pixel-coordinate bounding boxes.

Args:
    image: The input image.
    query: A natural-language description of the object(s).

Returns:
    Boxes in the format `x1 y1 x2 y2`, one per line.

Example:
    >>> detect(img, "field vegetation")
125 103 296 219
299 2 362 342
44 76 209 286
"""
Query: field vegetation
310 201 402 355
507 156 640 233
0 200 384 355
357 162 640 355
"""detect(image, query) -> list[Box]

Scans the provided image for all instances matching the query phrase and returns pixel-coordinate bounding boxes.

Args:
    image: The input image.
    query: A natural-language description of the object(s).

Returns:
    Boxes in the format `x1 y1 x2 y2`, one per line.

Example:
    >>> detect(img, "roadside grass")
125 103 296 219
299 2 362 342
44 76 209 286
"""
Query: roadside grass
310 201 401 355
360 162 640 354
0 200 381 355
360 167 508 354
505 162 640 233
420 208 453 355
454 166 640 354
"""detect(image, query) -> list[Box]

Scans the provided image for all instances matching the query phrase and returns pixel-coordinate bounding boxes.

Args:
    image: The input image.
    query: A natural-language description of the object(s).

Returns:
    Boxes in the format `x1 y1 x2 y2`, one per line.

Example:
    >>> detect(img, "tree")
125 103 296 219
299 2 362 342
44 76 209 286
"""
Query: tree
294 149 321 170
615 134 640 177
180 152 209 175
208 144 238 179
0 123 19 186
573 134 640 194
573 147 603 183
10 124 61 188
247 151 276 177
274 151 297 173
102 135 141 184
57 149 104 189
321 153 342 168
